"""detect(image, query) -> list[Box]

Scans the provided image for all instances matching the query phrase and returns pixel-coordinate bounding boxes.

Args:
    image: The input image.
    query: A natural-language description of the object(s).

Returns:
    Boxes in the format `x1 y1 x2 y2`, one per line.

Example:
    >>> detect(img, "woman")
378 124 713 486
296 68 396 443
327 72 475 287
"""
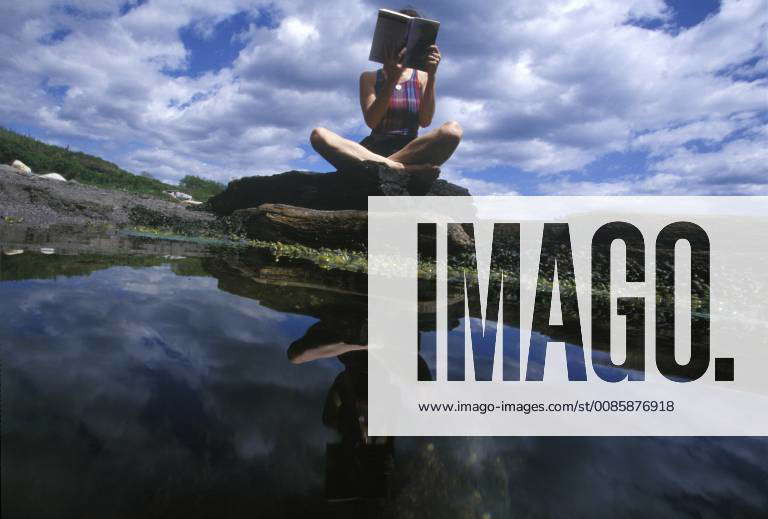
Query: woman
309 8 462 183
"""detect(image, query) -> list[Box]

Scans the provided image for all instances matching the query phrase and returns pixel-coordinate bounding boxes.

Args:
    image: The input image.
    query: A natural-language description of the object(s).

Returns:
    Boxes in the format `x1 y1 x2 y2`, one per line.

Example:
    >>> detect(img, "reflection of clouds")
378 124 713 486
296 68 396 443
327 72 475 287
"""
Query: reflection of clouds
13 280 60 313
122 281 163 295
419 320 767 516
1 264 339 515
393 435 768 518
2 264 767 516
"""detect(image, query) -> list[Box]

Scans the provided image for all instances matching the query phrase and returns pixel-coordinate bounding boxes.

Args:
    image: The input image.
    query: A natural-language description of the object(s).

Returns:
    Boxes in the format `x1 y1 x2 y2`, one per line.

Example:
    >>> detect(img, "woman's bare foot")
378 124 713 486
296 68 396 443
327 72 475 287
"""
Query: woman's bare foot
403 163 440 193
381 160 440 191
384 159 440 178
403 163 440 182
371 158 440 192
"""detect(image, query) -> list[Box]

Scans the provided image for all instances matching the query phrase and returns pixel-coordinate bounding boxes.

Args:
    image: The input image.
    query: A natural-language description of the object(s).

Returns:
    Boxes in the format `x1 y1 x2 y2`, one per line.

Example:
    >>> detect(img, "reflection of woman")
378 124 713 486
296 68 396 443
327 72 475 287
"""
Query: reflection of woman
287 320 367 364
322 351 394 502
310 7 462 183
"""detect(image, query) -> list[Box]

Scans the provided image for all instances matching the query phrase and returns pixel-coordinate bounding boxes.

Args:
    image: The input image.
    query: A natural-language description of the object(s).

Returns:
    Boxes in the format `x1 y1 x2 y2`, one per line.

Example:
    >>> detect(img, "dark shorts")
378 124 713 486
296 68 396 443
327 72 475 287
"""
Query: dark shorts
359 133 416 157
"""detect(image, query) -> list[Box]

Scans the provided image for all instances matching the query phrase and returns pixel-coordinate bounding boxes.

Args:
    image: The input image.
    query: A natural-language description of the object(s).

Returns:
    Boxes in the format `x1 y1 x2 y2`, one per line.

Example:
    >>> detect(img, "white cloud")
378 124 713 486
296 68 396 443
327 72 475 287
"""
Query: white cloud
0 0 765 192
541 126 768 195
651 132 768 186
276 17 319 46
440 166 520 196
634 119 739 156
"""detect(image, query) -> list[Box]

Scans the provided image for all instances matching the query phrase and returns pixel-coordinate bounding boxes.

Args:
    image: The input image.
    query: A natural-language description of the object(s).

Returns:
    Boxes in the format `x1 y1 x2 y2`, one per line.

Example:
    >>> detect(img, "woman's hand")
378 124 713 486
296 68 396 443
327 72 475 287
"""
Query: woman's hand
382 44 405 83
424 44 441 76
418 46 439 127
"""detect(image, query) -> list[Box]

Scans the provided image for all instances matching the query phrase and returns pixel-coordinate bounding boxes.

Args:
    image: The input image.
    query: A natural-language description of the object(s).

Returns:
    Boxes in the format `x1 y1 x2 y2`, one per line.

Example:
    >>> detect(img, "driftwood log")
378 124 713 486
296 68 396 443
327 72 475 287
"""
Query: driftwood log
234 204 368 250
233 203 474 252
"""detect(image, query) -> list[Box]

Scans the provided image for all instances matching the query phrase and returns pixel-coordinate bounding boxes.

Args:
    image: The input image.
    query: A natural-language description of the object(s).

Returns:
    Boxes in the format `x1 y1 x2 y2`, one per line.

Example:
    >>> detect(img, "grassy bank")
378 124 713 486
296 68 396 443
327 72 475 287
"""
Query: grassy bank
0 127 224 201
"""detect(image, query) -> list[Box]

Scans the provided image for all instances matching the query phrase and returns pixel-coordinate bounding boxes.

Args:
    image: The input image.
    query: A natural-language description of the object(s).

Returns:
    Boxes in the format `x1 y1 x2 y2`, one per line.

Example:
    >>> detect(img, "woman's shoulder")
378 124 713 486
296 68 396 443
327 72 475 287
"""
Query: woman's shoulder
360 69 381 81
359 70 382 91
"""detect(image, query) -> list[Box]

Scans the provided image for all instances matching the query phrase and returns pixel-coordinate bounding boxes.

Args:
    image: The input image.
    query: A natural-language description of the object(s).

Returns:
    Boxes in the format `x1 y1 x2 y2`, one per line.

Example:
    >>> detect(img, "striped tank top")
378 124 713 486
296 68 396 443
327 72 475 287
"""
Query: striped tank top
372 68 421 138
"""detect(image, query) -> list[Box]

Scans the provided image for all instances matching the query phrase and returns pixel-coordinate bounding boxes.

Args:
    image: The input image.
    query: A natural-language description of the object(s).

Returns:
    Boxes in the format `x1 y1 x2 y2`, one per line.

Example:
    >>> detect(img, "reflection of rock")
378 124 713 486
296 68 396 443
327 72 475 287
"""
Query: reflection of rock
208 162 471 215
201 252 467 335
0 226 216 282
201 253 368 323
0 246 208 282
0 225 215 259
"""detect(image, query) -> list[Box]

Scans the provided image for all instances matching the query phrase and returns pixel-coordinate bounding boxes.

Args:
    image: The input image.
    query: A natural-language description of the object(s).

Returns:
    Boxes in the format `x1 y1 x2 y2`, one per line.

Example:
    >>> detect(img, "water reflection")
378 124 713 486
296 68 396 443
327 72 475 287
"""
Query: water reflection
1 245 766 518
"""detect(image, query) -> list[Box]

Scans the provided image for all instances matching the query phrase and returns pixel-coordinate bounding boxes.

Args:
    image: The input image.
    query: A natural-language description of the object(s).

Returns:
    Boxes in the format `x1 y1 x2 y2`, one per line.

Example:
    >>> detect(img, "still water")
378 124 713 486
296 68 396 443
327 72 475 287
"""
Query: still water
1 236 766 518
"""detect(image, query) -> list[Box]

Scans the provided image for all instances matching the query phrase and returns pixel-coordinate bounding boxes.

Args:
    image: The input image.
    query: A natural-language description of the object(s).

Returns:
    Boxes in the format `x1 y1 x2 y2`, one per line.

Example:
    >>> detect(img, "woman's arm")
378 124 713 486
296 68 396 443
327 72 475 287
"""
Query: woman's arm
419 45 441 127
419 73 436 127
360 72 395 129
360 46 403 129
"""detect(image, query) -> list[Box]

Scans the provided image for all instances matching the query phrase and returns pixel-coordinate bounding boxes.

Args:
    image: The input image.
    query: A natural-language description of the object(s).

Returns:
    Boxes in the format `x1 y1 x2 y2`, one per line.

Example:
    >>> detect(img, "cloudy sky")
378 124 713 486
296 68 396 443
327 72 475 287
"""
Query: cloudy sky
1 0 766 195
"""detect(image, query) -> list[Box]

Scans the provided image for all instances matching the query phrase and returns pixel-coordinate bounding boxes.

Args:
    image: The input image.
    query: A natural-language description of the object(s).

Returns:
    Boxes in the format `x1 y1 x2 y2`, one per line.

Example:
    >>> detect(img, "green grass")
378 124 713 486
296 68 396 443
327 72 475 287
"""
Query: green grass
125 225 370 272
0 127 224 201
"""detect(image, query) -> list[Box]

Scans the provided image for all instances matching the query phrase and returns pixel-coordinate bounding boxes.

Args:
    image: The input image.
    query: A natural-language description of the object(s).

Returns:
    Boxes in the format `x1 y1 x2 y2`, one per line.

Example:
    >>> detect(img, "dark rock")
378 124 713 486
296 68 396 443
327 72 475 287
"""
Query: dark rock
127 205 228 235
207 161 470 215
417 222 475 255
425 179 471 197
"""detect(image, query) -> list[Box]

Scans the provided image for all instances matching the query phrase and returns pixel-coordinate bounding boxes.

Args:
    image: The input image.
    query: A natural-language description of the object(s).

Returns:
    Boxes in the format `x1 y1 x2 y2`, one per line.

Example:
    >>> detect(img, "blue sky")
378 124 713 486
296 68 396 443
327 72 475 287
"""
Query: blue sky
0 0 766 195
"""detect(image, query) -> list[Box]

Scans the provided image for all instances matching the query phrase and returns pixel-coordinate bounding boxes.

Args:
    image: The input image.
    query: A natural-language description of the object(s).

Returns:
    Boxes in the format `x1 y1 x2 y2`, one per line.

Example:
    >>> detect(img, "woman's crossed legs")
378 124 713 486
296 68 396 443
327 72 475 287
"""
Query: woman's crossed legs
309 121 462 180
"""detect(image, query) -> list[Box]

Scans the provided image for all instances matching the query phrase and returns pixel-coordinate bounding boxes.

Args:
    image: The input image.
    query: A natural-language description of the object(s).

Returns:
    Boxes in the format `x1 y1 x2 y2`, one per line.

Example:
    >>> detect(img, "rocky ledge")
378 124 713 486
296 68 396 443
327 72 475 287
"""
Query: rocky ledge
0 164 219 232
1 161 474 251
208 161 474 251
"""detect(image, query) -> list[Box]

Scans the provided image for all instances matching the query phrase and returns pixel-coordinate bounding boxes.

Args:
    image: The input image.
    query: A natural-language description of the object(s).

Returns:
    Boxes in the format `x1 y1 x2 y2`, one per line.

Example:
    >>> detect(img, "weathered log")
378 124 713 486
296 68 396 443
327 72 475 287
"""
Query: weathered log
233 203 475 253
234 203 368 250
208 161 471 215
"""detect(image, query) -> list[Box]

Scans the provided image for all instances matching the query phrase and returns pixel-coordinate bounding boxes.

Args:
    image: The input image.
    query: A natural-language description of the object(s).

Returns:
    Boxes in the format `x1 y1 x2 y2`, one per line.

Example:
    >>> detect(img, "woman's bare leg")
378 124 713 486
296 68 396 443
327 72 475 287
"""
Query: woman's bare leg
309 127 439 175
388 121 463 166
310 127 395 171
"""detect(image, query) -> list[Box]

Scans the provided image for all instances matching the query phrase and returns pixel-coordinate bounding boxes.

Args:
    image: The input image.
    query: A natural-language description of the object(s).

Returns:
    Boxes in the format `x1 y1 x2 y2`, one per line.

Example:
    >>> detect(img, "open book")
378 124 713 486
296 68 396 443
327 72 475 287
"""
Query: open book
368 9 440 72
